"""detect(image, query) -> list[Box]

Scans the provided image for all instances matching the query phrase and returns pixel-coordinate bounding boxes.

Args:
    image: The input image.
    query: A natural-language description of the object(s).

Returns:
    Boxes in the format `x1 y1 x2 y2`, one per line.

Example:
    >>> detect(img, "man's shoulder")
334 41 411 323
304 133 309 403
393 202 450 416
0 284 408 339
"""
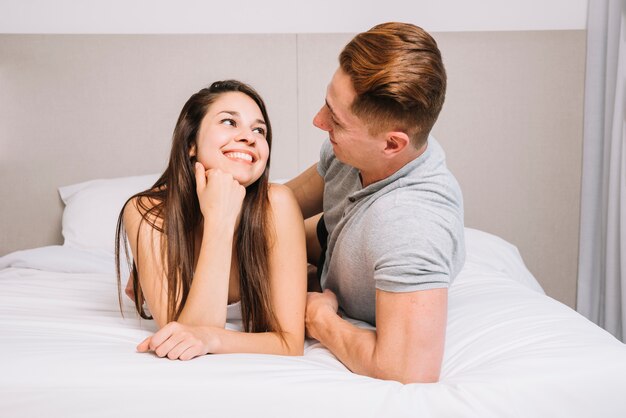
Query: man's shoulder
371 174 461 211
360 180 464 244
364 193 434 229
397 157 464 211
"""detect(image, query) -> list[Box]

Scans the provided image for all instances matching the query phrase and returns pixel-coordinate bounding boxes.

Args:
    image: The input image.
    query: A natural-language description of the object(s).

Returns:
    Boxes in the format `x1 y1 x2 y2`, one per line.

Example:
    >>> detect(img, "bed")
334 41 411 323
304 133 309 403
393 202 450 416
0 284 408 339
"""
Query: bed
1 173 625 418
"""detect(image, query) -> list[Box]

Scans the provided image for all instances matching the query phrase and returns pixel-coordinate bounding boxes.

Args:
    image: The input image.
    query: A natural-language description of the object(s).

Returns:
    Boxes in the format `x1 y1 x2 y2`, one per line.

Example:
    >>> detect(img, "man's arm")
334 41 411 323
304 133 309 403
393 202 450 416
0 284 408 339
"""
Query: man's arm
305 287 448 384
285 163 324 219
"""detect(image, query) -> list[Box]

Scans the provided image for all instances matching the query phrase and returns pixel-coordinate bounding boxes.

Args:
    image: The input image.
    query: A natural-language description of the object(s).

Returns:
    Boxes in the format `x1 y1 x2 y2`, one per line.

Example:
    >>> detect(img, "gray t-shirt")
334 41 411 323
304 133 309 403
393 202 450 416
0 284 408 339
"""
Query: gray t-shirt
317 136 465 325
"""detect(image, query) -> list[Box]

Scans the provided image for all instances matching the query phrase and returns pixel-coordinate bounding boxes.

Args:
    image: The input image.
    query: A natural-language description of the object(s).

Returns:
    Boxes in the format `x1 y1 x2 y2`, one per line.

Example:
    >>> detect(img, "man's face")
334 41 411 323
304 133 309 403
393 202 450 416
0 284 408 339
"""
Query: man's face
313 68 382 171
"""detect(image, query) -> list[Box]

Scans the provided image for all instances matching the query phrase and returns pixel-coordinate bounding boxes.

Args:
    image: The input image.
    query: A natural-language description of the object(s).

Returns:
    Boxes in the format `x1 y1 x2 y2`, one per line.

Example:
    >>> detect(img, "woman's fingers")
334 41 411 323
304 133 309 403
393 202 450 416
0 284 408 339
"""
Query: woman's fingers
136 322 209 360
136 322 178 355
136 336 151 352
166 340 194 360
195 162 207 191
197 168 246 224
178 345 203 361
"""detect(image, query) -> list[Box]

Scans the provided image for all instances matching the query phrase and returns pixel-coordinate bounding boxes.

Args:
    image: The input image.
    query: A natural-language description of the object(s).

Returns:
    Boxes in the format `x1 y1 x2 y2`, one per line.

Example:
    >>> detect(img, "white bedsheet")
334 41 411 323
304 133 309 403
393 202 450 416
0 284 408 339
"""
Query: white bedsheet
1 228 625 417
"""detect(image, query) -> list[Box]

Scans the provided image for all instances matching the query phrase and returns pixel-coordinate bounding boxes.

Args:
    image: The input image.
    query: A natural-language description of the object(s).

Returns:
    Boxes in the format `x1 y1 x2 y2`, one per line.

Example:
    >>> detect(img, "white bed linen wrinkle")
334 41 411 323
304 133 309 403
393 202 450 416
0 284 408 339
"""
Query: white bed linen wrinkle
1 229 626 418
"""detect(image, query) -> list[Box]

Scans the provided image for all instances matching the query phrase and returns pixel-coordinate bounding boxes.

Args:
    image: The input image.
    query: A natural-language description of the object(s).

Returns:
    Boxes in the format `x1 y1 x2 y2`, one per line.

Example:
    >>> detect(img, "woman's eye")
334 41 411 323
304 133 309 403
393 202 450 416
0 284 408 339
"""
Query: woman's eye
221 118 235 126
253 127 266 136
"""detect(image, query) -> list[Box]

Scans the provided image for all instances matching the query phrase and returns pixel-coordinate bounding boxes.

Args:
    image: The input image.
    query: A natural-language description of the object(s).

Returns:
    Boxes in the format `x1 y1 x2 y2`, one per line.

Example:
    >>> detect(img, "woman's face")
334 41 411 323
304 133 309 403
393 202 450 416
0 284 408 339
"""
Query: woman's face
192 92 270 187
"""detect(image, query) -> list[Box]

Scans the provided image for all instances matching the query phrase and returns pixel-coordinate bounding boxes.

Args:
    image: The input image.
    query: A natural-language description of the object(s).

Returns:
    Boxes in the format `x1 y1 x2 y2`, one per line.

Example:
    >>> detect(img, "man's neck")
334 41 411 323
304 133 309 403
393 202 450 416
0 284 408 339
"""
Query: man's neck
359 140 428 187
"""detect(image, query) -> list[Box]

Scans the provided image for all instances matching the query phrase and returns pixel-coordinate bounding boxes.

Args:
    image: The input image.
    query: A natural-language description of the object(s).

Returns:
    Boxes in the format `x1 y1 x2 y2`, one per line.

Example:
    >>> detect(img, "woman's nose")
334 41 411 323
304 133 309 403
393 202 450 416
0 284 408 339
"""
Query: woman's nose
236 129 256 144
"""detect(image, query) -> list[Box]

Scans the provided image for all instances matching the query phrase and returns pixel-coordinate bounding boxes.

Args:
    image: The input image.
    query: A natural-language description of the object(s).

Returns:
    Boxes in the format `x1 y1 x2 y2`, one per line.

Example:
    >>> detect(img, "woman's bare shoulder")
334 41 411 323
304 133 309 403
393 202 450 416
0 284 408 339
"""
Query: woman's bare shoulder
268 182 296 203
123 194 164 231
267 183 304 230
265 183 306 284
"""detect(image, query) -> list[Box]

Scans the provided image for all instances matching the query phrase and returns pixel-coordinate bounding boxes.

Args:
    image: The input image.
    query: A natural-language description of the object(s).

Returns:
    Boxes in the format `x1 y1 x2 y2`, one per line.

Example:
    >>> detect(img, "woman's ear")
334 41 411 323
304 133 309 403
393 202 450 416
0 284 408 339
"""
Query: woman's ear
383 131 410 155
189 143 197 158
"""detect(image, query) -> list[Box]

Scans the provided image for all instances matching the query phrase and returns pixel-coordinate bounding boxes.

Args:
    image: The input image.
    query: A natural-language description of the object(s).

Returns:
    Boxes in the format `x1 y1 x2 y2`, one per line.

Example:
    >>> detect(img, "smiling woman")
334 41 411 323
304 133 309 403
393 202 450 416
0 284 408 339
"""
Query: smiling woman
191 94 270 187
114 80 307 360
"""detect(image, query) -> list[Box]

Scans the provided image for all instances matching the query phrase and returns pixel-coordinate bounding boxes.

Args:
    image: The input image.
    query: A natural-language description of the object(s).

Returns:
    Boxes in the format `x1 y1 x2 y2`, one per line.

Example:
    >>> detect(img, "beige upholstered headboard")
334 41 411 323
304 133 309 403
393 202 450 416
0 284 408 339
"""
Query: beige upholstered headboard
0 31 585 308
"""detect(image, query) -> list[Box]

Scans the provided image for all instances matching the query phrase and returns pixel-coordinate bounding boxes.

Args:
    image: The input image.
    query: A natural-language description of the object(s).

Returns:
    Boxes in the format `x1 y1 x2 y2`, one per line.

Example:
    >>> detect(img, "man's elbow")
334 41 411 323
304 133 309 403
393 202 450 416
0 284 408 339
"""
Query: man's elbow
401 370 441 384
374 362 441 384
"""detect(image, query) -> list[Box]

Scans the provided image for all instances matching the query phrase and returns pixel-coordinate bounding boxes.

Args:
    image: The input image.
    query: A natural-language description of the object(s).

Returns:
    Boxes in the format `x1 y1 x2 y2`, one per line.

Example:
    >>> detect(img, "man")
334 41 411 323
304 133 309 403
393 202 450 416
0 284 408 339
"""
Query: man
286 22 465 384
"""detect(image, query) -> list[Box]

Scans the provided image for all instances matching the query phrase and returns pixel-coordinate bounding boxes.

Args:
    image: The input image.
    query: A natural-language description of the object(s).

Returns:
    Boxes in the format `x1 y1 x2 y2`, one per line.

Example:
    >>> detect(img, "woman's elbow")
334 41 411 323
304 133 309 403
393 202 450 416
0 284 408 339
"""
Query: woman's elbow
285 340 304 356
280 333 304 356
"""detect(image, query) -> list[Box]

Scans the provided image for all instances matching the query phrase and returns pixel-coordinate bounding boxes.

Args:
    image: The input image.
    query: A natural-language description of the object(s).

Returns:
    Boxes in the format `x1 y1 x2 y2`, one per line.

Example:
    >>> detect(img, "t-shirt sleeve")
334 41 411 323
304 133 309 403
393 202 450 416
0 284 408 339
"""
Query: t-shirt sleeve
317 138 334 178
370 204 463 293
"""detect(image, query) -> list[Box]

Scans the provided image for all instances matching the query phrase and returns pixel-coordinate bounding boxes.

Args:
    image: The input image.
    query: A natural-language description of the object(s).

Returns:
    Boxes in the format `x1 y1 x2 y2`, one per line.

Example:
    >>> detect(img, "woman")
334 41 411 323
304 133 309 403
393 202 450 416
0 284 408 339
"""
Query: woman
115 80 307 359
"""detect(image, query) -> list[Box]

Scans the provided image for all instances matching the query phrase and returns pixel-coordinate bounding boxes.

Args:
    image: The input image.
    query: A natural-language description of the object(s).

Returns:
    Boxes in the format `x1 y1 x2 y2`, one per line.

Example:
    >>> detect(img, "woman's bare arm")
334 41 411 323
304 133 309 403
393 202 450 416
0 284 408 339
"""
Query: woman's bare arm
124 165 243 329
137 183 308 356
122 197 170 327
176 166 244 327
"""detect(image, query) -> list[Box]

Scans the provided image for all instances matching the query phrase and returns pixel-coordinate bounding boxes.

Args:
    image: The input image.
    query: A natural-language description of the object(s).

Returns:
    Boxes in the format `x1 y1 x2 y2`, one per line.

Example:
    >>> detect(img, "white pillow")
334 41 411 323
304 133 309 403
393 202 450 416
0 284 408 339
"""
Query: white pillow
59 173 160 254
462 227 544 293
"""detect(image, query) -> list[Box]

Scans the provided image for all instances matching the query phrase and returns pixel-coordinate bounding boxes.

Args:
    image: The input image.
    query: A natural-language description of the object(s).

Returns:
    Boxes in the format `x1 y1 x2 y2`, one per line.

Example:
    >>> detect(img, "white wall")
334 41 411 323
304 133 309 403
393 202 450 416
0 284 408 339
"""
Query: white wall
0 0 587 33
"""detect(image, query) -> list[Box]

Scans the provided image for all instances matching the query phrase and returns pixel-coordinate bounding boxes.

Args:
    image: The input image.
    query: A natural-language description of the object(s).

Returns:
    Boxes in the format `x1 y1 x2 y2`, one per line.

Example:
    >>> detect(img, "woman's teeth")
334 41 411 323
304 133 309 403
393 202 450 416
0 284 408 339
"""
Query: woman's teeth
224 152 253 162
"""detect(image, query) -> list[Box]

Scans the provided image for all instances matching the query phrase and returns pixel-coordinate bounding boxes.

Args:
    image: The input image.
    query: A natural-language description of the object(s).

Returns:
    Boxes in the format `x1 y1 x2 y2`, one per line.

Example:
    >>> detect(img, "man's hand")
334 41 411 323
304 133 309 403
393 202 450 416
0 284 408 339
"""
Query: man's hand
305 289 339 340
137 322 219 360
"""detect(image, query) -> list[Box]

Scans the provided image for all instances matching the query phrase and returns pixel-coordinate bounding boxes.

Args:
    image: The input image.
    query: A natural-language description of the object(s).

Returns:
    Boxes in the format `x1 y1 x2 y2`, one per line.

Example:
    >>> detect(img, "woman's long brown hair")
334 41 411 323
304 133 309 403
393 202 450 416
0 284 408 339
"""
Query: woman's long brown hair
115 80 282 335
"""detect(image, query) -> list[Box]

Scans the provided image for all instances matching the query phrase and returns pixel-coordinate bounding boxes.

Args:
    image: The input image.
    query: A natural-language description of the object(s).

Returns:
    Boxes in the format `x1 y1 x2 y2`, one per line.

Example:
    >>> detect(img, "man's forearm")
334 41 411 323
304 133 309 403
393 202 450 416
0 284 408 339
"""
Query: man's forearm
309 309 381 378
308 306 442 384
306 288 446 384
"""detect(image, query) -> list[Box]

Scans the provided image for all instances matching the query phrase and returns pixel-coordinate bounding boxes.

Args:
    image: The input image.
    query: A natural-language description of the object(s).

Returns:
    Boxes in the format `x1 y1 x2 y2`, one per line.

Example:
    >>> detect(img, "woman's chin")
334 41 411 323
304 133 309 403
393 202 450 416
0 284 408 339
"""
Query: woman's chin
237 175 263 188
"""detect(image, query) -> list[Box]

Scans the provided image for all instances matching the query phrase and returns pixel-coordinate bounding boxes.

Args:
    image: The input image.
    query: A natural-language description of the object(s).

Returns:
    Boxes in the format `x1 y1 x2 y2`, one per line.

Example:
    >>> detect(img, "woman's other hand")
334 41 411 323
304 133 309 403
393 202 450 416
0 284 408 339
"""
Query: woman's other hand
136 321 219 360
124 275 135 300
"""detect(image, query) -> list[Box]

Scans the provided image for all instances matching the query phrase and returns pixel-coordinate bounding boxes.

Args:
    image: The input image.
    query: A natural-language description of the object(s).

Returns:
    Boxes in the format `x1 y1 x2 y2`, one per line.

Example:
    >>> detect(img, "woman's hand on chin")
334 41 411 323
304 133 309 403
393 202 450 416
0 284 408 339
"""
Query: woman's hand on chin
137 321 220 360
194 162 245 228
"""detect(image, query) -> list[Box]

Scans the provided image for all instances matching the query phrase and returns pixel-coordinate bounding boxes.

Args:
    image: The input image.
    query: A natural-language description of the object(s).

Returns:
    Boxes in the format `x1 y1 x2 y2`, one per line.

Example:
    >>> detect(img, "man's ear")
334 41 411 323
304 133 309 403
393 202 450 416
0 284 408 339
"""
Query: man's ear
383 131 410 155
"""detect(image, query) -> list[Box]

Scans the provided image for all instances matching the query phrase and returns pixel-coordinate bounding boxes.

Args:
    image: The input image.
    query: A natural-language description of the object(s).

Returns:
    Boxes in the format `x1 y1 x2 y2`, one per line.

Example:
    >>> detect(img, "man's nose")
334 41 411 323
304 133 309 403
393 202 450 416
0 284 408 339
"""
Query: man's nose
313 106 331 132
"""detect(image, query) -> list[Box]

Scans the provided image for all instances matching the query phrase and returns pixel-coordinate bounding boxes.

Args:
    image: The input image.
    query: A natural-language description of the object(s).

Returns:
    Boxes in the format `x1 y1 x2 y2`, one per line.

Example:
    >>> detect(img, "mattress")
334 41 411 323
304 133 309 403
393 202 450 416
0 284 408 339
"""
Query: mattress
1 228 625 417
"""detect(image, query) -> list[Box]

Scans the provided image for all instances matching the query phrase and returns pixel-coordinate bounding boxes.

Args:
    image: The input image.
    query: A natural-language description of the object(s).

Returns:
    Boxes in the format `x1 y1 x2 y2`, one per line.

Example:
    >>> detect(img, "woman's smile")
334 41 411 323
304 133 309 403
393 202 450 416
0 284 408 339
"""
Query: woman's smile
223 149 256 164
